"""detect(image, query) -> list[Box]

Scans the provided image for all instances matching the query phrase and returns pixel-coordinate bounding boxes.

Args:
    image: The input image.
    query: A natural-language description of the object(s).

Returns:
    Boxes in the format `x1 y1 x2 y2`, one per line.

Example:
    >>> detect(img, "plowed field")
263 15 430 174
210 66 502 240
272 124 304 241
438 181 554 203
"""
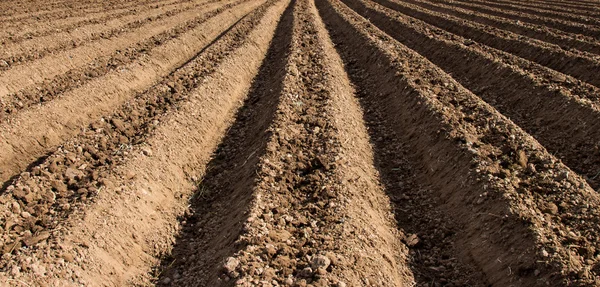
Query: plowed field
1 0 600 286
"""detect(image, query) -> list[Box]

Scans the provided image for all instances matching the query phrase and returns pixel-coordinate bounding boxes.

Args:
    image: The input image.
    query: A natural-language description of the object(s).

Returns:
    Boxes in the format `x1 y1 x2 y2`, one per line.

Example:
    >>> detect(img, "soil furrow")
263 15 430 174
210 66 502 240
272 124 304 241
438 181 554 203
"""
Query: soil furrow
427 0 600 38
490 0 600 18
352 0 600 193
0 0 208 69
0 0 172 41
0 0 173 25
463 0 600 26
320 0 600 285
0 0 233 101
0 0 235 120
531 0 600 11
401 0 600 56
200 0 417 285
377 0 600 89
0 0 262 194
0 0 188 45
0 0 284 284
154 2 294 285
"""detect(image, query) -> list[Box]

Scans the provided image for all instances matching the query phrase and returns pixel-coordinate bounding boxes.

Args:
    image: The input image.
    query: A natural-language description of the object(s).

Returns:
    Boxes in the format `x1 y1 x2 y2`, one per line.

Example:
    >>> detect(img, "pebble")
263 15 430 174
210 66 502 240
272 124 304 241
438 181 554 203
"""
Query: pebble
299 267 313 278
62 253 75 263
543 202 559 215
223 257 239 273
11 202 21 213
142 147 153 156
311 254 331 270
337 282 346 287
161 277 171 285
405 234 421 247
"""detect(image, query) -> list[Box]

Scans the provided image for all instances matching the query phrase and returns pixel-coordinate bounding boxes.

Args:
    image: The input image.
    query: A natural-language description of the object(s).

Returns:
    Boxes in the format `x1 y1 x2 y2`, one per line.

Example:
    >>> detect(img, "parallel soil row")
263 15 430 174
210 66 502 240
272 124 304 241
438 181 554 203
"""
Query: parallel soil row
462 0 600 26
0 0 261 192
170 0 418 285
376 0 600 89
0 0 208 69
0 0 234 119
0 0 186 45
535 0 600 11
400 0 600 56
320 0 600 285
427 0 600 39
0 0 174 25
0 0 232 100
3 0 600 286
456 0 600 27
491 0 600 18
0 0 285 285
353 0 600 192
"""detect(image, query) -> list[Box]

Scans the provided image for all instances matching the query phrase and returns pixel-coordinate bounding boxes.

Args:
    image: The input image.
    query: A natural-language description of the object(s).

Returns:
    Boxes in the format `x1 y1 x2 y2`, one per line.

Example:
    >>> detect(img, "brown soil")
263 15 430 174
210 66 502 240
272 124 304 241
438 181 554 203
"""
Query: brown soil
2 0 600 286
401 0 600 56
427 0 600 38
0 0 208 69
374 0 600 90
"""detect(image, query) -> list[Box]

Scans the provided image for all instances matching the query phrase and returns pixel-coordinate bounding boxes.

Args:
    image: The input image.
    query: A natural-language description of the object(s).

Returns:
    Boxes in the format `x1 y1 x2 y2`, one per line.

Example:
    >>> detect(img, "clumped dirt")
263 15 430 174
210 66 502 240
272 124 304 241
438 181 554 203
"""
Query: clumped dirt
0 0 240 121
2 0 600 286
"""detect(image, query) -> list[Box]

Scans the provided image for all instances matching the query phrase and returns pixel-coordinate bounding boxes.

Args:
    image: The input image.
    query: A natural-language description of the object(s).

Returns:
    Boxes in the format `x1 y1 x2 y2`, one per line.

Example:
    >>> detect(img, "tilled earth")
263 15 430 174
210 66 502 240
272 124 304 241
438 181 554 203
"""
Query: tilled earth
1 0 600 286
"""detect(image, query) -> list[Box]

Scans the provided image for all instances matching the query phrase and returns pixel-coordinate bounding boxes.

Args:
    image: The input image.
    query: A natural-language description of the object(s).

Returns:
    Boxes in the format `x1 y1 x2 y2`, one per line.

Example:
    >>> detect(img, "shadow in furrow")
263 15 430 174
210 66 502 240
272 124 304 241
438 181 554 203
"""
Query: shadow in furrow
153 1 294 285
316 0 491 286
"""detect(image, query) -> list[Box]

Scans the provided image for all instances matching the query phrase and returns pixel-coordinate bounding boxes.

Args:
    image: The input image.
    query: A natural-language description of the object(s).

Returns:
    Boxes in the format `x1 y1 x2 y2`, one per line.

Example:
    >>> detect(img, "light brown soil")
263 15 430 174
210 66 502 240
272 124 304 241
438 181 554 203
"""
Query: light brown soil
2 0 600 286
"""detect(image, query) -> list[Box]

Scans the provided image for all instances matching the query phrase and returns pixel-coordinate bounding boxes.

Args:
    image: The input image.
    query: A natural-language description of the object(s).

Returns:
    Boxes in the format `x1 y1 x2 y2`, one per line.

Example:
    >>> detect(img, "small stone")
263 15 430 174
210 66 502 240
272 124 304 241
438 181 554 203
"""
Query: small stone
62 253 75 262
405 234 421 247
557 171 569 181
311 254 331 270
337 282 347 287
299 267 313 278
534 269 541 276
10 202 21 213
527 163 536 174
161 277 171 285
517 150 527 168
142 147 153 156
543 202 558 215
43 190 56 203
111 118 126 132
51 180 68 193
65 167 83 180
22 231 50 246
223 257 239 273
551 74 567 82
284 278 294 285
